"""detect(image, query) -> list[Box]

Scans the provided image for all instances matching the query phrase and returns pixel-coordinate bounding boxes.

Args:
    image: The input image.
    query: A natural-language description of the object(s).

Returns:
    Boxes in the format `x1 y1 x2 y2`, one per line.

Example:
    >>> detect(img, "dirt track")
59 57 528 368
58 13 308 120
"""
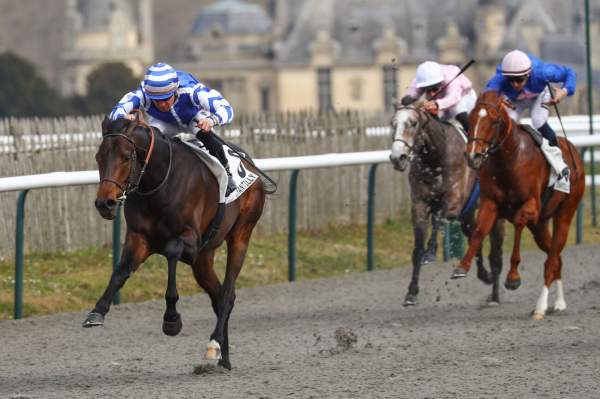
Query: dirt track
1 245 599 399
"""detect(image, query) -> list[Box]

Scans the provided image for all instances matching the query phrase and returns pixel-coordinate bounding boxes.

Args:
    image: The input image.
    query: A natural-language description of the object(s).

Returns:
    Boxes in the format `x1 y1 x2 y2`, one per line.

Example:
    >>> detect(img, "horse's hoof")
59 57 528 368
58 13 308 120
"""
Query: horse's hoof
532 311 545 320
162 313 182 336
218 358 232 370
205 339 222 361
82 312 104 328
477 268 494 285
421 253 436 265
504 278 521 290
403 294 418 306
450 267 468 279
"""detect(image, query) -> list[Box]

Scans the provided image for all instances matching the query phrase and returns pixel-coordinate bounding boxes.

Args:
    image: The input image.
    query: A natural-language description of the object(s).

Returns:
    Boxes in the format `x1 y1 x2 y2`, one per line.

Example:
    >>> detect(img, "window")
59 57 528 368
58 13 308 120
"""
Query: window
260 87 270 111
383 65 398 110
317 68 332 111
350 77 362 101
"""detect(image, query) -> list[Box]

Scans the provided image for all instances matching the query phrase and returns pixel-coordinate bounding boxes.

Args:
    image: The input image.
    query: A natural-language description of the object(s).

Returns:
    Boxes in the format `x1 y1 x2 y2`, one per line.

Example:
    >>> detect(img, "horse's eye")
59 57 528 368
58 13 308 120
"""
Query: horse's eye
411 120 418 127
124 155 131 162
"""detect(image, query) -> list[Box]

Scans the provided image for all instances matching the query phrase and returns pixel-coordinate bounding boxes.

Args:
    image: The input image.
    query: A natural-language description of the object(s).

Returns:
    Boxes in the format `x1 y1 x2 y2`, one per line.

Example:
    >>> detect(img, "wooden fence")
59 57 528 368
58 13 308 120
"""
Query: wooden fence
0 111 410 257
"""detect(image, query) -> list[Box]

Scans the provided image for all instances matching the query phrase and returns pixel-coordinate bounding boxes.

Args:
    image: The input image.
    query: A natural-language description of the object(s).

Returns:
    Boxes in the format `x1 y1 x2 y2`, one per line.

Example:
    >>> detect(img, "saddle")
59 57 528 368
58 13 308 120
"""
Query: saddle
519 124 543 147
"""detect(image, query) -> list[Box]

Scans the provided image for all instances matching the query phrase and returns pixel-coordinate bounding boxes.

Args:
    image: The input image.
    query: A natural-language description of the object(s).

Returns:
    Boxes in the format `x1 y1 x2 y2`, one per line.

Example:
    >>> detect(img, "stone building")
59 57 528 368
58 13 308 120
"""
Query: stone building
60 0 153 95
1 0 599 113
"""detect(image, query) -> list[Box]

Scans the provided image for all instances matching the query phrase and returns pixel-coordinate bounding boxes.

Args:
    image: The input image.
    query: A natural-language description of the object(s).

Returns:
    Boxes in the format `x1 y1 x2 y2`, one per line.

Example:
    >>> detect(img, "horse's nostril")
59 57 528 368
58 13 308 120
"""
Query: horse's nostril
105 199 117 209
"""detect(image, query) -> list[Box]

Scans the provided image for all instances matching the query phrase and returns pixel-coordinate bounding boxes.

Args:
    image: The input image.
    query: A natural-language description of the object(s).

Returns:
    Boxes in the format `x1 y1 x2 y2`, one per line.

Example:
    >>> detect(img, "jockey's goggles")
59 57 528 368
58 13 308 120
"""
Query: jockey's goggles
507 75 528 84
424 84 442 93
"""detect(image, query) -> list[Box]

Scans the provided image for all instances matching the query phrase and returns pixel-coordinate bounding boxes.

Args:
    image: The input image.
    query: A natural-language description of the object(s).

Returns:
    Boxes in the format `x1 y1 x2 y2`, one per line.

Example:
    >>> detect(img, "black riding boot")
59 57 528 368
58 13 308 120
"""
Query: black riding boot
196 132 237 195
455 112 470 132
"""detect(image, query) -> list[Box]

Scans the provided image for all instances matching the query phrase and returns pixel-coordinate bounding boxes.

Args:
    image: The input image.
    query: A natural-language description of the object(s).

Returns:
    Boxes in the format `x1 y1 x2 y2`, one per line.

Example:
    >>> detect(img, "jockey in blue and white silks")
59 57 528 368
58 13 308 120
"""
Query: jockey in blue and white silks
110 62 237 193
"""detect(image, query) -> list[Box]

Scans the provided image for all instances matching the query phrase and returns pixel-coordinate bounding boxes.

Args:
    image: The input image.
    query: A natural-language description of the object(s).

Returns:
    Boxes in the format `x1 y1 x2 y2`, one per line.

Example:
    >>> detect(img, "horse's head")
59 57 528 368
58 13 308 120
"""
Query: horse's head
389 105 430 171
466 91 513 170
95 114 145 219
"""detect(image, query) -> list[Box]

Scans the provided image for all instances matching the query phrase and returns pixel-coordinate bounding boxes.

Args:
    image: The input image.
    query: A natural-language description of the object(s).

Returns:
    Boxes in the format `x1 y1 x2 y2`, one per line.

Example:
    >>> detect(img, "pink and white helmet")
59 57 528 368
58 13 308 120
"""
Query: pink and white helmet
415 61 444 88
501 50 532 77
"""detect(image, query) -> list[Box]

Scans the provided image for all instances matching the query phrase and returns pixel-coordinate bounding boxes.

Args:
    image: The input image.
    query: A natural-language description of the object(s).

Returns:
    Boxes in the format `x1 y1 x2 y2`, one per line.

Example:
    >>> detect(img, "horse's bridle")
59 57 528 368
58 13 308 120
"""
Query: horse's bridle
467 99 513 160
391 105 433 156
100 118 172 203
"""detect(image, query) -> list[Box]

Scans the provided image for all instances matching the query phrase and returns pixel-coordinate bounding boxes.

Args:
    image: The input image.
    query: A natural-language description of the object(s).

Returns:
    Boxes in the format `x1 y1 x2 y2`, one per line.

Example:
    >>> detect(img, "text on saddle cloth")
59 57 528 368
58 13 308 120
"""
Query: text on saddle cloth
174 133 259 204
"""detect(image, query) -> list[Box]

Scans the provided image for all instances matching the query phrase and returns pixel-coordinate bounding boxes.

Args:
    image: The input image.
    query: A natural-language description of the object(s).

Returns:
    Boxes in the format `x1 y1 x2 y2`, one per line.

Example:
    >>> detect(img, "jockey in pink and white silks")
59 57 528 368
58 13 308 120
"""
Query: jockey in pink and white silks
110 62 237 194
401 61 477 133
484 50 577 193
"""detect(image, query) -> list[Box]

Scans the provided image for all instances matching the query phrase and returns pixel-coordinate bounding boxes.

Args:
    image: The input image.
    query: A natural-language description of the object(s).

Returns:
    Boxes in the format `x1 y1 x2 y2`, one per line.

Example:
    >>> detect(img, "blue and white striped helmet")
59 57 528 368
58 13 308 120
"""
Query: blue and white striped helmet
143 63 179 100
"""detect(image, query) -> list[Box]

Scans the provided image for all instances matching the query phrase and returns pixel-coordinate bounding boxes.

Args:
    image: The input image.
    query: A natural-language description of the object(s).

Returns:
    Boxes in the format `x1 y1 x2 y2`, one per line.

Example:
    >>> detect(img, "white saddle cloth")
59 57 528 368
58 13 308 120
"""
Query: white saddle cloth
174 133 259 203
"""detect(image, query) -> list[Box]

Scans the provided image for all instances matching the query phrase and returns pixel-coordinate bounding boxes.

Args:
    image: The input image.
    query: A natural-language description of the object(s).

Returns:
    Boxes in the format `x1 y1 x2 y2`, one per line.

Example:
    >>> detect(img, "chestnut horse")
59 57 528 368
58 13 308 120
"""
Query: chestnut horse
451 91 585 320
390 106 505 306
84 115 267 369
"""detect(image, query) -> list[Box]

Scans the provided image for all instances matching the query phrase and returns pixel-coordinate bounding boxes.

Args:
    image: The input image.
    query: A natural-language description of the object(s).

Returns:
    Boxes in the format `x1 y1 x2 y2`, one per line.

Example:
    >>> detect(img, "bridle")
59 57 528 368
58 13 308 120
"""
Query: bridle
467 98 514 160
391 105 433 156
100 116 172 204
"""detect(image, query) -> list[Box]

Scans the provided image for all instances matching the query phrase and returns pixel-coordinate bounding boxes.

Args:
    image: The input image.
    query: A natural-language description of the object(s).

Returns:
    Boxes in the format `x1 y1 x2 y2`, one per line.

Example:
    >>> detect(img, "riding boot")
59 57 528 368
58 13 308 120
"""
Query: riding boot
455 112 470 133
196 132 237 196
539 131 570 194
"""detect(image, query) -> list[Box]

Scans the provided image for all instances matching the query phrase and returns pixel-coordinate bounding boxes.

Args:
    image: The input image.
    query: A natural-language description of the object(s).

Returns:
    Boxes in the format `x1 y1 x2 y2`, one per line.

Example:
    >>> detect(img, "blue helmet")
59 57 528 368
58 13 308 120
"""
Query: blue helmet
143 63 179 100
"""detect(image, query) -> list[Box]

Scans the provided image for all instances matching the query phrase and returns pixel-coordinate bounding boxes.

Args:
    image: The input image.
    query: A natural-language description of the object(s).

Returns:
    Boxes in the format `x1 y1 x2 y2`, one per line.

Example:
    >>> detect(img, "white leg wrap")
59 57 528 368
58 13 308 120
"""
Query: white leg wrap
533 285 549 319
554 279 567 312
205 339 222 360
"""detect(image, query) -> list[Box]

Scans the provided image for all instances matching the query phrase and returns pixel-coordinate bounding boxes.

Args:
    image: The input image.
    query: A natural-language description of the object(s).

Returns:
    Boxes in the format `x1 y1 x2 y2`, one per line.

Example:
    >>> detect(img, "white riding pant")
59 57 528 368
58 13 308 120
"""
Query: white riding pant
439 89 477 121
505 87 551 129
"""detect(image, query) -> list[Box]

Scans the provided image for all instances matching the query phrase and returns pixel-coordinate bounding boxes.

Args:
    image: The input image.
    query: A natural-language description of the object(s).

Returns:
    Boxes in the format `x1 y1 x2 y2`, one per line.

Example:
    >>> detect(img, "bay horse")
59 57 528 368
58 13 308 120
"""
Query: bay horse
451 90 585 320
84 114 267 369
390 105 505 306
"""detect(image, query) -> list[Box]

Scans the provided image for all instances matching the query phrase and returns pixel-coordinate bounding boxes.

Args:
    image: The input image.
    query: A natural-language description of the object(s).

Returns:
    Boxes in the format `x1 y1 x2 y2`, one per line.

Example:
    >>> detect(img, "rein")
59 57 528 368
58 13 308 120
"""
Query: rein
101 118 172 203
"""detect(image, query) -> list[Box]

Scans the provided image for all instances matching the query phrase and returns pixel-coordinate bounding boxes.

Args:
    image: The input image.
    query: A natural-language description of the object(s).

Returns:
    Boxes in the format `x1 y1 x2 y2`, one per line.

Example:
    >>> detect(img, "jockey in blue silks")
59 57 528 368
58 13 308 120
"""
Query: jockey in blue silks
484 50 576 193
110 62 236 194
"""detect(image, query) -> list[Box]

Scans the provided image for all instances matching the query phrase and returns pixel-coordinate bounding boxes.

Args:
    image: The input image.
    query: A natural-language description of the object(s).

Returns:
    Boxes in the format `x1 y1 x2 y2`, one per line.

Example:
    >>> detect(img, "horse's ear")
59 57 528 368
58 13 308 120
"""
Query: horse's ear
101 116 111 135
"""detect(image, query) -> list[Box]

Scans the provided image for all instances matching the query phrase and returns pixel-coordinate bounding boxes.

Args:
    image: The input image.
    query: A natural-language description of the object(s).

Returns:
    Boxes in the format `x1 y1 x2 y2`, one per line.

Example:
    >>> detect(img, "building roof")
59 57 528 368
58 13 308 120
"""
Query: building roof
190 0 272 35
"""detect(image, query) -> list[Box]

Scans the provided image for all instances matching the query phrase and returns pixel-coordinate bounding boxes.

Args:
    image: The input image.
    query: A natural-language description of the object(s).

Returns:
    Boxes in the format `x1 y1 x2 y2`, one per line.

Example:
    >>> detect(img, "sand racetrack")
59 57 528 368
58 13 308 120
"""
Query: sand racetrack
1 245 599 398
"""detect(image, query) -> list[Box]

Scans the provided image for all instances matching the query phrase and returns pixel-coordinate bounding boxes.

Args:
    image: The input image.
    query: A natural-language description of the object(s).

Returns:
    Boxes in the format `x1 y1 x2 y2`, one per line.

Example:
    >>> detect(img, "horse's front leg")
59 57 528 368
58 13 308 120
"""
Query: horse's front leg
451 199 498 279
162 238 185 336
404 201 428 306
488 220 505 304
83 232 150 327
506 197 539 290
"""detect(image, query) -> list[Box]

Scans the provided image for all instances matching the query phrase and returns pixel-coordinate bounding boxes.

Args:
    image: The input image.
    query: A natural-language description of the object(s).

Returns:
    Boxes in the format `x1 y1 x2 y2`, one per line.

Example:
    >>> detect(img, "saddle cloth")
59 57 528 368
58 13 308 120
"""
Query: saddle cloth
443 119 467 143
519 124 561 190
174 133 259 204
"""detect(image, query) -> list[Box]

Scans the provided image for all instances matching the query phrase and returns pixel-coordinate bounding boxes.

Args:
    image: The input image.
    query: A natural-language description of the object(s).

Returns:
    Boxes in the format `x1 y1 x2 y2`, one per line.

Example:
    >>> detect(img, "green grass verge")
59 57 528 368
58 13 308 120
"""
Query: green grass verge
1 210 600 320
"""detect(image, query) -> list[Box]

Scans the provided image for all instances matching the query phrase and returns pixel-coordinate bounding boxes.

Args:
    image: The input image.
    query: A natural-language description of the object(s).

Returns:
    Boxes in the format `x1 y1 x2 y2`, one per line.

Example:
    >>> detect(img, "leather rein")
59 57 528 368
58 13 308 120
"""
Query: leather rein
100 118 172 203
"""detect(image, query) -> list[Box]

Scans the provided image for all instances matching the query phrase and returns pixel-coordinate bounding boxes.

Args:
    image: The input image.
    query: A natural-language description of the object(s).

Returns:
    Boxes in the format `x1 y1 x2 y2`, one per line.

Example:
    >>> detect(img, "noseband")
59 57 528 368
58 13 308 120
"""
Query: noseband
100 118 172 203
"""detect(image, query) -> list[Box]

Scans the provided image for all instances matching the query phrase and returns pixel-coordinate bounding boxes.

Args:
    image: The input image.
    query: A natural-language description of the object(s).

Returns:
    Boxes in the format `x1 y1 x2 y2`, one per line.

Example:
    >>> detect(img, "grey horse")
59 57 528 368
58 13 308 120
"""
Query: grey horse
389 105 505 306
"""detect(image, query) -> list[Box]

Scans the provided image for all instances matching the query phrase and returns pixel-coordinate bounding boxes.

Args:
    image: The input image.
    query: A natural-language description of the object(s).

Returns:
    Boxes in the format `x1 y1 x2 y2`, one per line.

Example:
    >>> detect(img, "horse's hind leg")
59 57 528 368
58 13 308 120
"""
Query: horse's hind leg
423 208 442 264
191 249 224 361
533 209 575 320
487 220 505 304
83 232 150 327
162 238 185 336
405 202 428 306
461 209 493 285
